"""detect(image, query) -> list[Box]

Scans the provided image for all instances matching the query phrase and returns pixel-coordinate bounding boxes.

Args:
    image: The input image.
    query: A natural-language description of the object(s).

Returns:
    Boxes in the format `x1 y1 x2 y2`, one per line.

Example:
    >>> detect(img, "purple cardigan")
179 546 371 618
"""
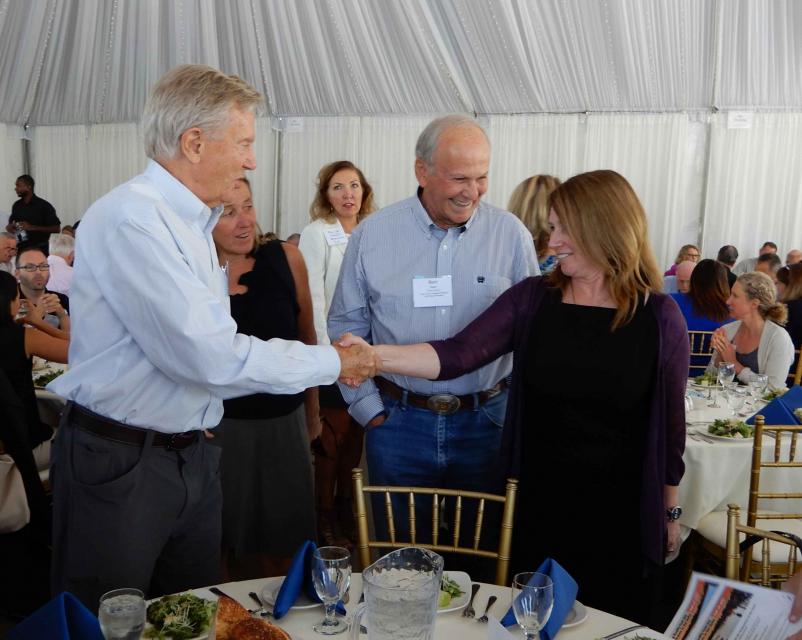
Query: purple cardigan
429 276 688 565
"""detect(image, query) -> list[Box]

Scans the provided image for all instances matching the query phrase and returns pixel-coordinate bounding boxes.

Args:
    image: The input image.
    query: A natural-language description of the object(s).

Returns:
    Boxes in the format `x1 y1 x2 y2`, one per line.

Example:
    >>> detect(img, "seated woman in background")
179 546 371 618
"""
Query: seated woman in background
709 271 794 389
671 259 731 375
0 270 68 535
211 178 317 578
507 174 561 274
664 244 700 276
357 170 688 626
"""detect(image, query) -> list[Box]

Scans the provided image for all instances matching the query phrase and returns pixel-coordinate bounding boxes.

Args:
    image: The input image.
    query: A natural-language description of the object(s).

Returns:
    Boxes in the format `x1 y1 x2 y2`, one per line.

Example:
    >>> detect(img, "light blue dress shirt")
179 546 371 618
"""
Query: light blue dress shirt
50 161 340 432
327 193 538 426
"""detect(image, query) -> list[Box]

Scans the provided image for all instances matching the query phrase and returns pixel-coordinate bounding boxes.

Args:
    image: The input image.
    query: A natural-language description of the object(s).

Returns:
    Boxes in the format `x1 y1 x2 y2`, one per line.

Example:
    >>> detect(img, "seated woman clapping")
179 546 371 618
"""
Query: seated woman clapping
708 271 794 389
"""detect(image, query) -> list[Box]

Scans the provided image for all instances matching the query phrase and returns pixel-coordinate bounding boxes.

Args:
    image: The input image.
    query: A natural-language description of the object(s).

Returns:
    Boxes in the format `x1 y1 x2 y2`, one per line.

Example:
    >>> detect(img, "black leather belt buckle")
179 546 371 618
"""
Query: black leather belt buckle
426 393 461 415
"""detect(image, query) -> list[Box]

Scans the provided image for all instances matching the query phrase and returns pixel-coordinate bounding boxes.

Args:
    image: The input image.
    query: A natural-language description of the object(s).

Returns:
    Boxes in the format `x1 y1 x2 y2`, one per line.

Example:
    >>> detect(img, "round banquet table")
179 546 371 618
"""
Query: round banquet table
198 575 670 639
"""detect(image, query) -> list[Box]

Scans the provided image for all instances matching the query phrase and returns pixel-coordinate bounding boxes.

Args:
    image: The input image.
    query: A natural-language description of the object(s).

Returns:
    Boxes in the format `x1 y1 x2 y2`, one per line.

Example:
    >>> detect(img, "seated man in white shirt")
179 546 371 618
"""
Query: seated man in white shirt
0 231 16 273
46 232 74 295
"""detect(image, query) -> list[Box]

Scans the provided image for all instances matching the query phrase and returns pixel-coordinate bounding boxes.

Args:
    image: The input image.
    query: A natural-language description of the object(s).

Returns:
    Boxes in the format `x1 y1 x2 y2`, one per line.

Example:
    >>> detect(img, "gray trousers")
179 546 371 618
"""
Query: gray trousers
50 406 222 611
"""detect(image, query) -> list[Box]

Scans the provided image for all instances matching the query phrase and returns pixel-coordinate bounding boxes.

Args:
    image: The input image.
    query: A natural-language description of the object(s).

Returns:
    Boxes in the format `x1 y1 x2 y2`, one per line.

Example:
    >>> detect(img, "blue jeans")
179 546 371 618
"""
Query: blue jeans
365 389 507 545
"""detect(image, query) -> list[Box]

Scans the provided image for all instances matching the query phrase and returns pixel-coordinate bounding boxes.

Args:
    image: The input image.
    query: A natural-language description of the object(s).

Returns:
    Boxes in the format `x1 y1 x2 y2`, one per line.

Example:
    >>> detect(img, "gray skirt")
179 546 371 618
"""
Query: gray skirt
212 404 316 556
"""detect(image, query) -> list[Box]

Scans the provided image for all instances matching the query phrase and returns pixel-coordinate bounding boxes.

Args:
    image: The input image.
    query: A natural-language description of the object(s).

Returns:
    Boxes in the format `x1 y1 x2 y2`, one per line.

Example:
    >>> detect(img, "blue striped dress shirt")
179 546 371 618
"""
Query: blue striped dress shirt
328 192 538 426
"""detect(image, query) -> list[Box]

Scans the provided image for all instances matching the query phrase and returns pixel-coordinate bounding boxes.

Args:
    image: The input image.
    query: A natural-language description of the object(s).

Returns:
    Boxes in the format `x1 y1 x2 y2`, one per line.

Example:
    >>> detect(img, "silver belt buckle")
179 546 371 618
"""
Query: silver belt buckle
426 394 460 415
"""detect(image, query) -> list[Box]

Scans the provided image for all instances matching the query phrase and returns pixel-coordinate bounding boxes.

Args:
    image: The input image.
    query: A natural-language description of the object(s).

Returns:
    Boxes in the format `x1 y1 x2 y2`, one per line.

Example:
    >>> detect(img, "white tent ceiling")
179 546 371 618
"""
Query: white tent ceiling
0 0 800 125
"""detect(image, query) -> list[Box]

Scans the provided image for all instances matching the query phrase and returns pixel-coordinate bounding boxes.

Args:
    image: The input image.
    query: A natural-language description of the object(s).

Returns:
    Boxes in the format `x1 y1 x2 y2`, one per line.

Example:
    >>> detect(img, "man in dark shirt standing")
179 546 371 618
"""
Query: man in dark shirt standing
6 175 60 249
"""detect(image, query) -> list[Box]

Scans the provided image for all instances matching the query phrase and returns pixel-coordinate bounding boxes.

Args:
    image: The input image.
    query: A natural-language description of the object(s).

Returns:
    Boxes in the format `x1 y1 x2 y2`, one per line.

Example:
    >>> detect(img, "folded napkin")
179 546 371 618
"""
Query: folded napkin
9 592 104 640
747 384 802 425
273 540 347 620
501 558 578 640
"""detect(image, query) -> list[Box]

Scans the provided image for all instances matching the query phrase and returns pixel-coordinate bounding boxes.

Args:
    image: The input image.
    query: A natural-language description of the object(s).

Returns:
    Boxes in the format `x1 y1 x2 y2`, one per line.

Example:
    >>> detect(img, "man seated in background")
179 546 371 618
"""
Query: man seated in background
15 247 70 333
755 251 782 284
46 233 75 295
675 260 696 294
0 231 16 273
6 175 60 250
716 245 739 287
786 249 802 266
733 240 777 275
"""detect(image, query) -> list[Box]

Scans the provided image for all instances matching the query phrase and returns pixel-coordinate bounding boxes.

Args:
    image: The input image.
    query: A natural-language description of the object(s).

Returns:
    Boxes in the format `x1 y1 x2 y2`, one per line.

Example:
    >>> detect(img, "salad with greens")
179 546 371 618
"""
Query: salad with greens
708 418 754 439
439 574 465 608
145 593 215 639
693 372 717 386
763 387 788 401
32 369 63 388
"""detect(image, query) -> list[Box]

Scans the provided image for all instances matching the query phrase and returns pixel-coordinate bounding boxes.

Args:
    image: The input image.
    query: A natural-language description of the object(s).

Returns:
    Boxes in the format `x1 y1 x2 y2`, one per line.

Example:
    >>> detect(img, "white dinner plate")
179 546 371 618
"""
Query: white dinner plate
561 600 588 628
695 428 753 443
261 576 321 611
438 571 472 613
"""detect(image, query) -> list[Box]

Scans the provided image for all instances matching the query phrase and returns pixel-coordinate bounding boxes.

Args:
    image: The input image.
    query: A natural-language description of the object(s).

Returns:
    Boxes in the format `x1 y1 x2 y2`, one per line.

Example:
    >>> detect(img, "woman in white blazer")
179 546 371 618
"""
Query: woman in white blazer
298 160 376 546
709 271 794 389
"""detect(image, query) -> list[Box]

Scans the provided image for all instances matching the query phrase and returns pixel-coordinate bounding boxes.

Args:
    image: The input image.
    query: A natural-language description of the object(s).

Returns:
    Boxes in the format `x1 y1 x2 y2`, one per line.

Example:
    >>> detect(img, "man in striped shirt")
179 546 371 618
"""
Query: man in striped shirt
328 115 538 543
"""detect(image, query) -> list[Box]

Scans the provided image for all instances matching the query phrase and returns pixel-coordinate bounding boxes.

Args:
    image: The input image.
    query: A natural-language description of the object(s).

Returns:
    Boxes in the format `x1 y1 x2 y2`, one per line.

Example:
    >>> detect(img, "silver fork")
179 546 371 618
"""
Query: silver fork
477 595 498 623
462 583 481 618
602 624 646 639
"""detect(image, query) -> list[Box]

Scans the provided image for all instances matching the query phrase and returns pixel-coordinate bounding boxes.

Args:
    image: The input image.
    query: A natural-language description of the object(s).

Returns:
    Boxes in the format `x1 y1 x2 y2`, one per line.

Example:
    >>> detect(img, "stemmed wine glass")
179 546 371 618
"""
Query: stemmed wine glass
725 385 748 416
311 546 351 635
749 373 769 407
710 362 735 408
511 572 554 640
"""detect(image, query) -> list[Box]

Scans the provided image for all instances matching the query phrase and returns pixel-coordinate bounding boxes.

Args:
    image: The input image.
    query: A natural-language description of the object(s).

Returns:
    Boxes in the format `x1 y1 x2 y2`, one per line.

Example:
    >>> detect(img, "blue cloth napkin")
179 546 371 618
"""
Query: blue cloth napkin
501 558 578 640
273 540 347 620
9 592 104 640
747 384 802 425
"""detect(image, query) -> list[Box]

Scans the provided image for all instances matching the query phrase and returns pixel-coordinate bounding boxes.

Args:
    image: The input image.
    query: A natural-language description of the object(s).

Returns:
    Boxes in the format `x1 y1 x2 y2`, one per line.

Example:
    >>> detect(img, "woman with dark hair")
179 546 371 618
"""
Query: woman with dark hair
211 178 317 578
778 264 802 349
0 270 68 536
350 170 688 625
298 160 376 546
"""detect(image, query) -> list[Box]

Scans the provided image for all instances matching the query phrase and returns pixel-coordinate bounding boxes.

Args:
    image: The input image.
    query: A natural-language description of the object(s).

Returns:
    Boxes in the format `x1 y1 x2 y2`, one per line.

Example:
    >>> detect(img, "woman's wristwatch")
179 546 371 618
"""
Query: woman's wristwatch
666 506 683 521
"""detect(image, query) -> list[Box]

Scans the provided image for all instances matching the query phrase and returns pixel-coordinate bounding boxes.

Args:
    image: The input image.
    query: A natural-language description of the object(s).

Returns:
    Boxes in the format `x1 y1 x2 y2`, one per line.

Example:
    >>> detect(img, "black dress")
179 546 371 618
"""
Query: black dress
513 289 660 624
212 241 316 557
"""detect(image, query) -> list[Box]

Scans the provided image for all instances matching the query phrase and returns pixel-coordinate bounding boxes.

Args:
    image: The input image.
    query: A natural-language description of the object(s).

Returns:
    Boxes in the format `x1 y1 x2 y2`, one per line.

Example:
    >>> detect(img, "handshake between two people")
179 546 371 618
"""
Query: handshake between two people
332 333 381 387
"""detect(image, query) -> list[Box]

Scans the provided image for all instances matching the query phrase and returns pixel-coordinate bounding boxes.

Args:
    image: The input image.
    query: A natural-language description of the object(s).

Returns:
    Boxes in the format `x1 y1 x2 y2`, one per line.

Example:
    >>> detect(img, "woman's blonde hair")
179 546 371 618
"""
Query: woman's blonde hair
674 244 700 265
778 264 802 302
737 272 788 325
547 170 663 330
506 174 561 260
309 160 375 223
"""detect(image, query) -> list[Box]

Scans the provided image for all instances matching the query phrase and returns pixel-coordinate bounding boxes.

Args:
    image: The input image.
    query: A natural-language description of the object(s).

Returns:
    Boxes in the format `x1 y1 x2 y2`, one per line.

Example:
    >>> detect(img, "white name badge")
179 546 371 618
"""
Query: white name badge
323 227 348 246
412 275 453 308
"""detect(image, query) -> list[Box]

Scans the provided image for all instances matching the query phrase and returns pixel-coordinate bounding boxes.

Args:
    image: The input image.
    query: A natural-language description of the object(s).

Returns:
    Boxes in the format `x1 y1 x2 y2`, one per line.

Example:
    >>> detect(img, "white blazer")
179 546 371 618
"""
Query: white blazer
298 218 349 345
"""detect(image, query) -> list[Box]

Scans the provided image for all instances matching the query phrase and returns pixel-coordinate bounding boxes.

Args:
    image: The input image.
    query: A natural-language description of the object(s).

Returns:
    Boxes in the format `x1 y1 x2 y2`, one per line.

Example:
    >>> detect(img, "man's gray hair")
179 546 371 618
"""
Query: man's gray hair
415 114 488 166
49 233 74 257
0 231 15 241
142 64 264 161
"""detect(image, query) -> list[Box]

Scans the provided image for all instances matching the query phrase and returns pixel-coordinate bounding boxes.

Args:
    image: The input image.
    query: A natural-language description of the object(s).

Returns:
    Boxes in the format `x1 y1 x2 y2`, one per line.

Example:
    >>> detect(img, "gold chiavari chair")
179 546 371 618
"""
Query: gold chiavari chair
725 504 800 587
694 416 802 575
688 330 715 377
352 468 518 586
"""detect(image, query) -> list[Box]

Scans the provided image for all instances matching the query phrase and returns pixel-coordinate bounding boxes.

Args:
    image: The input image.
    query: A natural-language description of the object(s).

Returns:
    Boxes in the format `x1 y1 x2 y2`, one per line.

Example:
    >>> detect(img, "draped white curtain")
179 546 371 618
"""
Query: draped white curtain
702 113 802 260
0 125 24 225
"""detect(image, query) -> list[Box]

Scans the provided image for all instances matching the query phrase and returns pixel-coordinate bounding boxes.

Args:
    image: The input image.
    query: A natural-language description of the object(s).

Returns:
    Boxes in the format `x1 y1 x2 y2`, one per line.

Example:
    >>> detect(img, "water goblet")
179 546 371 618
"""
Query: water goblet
98 588 145 640
710 362 735 407
311 546 351 635
726 386 748 416
511 572 554 640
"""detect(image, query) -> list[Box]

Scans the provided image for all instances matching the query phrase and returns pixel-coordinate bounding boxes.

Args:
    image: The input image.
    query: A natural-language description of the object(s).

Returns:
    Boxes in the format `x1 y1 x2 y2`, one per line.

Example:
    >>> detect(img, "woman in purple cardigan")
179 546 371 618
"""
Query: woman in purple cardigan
351 170 688 625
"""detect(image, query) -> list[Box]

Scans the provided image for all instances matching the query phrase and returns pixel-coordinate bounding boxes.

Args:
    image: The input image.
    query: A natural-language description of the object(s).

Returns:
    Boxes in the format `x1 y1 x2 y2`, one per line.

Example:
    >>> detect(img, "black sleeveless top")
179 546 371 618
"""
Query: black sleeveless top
0 323 52 447
222 241 305 419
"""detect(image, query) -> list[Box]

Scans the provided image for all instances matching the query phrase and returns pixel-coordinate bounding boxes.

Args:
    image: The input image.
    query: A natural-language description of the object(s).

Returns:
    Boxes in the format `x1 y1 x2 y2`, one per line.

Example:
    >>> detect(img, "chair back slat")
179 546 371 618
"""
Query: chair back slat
385 491 396 544
432 492 439 546
788 349 802 386
408 493 416 545
688 330 715 375
453 496 462 548
472 499 485 551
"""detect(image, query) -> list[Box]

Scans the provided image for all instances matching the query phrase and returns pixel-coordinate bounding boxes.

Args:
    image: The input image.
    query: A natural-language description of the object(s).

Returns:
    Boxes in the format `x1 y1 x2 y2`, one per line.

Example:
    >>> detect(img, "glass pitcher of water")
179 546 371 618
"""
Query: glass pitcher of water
351 547 444 640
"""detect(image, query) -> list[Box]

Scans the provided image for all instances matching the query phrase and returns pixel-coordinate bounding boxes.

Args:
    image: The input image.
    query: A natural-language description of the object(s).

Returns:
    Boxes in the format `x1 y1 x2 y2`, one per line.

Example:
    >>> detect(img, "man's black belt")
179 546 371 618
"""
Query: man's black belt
375 377 507 415
69 403 199 450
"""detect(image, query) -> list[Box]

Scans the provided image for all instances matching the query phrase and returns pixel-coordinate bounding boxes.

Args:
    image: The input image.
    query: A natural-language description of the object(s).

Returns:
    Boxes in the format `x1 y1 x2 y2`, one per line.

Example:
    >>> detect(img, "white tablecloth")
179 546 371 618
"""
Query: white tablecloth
680 405 802 530
198 575 669 639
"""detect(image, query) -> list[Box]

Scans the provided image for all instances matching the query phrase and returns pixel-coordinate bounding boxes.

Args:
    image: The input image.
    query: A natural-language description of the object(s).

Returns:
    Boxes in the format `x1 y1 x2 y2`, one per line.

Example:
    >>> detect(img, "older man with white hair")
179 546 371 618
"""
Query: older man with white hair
49 65 378 608
46 232 75 295
675 260 696 294
0 231 16 273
